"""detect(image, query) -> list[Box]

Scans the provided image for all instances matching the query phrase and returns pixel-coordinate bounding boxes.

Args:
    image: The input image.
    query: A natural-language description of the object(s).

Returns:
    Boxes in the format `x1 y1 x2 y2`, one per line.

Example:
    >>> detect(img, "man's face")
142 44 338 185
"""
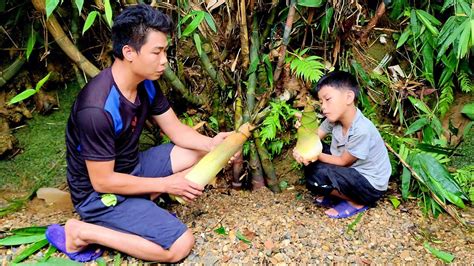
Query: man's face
130 30 168 80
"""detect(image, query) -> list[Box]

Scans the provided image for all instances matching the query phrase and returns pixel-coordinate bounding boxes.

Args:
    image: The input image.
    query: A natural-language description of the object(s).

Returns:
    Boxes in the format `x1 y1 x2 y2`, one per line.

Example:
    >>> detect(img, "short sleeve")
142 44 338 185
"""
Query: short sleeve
319 118 333 134
346 131 370 160
148 82 171 115
76 107 116 161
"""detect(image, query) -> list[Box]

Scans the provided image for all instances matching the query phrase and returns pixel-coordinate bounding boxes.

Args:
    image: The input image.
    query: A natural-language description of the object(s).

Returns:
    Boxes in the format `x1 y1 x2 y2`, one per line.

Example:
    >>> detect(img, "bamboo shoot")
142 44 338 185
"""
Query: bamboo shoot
294 106 322 162
173 123 255 204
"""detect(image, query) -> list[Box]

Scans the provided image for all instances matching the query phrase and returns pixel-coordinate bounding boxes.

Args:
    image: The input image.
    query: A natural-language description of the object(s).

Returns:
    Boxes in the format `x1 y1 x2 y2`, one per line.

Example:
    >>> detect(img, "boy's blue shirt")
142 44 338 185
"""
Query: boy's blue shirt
320 108 391 191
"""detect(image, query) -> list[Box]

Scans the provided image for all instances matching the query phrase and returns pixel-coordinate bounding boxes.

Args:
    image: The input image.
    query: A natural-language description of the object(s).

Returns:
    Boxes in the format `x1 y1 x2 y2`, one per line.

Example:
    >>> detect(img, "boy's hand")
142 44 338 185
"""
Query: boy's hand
292 148 317 166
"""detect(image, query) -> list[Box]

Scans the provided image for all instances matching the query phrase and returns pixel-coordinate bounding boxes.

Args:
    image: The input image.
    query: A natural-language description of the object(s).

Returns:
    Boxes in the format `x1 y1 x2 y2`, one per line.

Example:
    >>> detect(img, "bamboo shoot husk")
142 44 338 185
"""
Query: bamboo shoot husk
294 105 322 162
173 123 255 204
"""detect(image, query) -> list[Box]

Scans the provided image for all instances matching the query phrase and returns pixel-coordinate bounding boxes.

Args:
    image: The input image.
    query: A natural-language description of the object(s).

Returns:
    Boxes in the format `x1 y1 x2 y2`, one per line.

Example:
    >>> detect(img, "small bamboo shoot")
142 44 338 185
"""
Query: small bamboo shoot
294 106 322 162
173 123 255 204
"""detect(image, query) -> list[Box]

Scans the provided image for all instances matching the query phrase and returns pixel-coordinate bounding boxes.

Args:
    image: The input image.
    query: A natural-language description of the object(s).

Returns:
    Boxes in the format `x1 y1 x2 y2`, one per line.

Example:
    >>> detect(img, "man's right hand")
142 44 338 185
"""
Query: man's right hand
163 169 204 202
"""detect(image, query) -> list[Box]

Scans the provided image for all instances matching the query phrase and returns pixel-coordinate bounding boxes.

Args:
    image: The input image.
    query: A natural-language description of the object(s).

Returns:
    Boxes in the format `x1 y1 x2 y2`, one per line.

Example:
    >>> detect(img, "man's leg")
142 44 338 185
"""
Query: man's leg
65 219 193 262
169 145 206 172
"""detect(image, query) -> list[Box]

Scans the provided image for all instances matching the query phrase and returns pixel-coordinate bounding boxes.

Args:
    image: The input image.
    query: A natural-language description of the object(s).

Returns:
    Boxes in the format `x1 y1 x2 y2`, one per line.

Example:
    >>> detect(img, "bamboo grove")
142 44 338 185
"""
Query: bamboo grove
0 0 473 224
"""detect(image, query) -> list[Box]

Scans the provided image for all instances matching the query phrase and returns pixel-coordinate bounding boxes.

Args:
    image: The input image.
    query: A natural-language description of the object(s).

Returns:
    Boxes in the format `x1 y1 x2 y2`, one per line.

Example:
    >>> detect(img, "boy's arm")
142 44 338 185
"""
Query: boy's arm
85 160 204 202
317 150 357 167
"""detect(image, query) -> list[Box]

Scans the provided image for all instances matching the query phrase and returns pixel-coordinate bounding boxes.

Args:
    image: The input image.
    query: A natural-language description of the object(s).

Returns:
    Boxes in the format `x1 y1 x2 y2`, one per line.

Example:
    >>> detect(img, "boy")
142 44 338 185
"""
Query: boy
293 71 391 218
45 4 232 262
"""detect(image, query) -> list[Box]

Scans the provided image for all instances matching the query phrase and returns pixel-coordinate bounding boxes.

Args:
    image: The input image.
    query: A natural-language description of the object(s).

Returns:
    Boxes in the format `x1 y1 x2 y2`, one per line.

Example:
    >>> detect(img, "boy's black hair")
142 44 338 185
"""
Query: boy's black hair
111 4 173 60
312 71 360 100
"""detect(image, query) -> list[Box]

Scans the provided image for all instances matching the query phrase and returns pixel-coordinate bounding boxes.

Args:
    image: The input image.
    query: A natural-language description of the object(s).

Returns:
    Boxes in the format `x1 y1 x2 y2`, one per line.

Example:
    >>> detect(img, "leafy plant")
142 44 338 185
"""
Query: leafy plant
286 48 325 83
405 96 445 145
179 10 217 38
8 72 51 105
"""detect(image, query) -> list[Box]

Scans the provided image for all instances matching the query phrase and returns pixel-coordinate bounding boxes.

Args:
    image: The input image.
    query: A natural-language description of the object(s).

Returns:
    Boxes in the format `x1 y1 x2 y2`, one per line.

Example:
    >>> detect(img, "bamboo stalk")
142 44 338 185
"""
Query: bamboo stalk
0 56 25 88
273 0 296 83
385 142 467 227
232 84 244 188
245 16 259 122
239 0 250 69
360 2 386 43
250 141 265 190
254 131 281 193
31 0 100 77
198 47 226 90
261 1 278 45
163 65 206 106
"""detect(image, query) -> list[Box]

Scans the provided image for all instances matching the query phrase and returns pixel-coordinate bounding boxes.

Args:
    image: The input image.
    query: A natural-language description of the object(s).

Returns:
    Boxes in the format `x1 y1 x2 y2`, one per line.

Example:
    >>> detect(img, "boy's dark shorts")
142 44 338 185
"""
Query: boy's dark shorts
304 143 385 206
75 143 188 250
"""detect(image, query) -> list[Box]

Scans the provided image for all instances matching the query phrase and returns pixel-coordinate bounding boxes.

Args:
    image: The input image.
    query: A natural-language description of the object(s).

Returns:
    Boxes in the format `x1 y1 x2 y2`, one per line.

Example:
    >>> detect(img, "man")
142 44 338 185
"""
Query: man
46 4 231 262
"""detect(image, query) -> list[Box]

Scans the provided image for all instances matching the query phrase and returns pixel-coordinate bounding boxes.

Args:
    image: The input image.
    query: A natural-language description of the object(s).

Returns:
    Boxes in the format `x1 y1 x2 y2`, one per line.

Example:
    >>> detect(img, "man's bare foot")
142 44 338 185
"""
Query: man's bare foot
65 219 89 253
324 200 364 216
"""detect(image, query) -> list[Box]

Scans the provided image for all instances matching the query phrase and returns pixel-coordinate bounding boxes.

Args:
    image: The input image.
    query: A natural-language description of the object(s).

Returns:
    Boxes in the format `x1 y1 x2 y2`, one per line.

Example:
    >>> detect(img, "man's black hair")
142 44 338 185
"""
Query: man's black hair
312 71 360 100
111 4 173 60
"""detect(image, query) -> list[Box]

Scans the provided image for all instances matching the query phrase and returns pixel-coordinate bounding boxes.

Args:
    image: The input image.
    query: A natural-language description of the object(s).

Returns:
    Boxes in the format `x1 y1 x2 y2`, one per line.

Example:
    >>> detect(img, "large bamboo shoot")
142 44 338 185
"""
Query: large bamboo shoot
294 106 322 162
173 123 255 204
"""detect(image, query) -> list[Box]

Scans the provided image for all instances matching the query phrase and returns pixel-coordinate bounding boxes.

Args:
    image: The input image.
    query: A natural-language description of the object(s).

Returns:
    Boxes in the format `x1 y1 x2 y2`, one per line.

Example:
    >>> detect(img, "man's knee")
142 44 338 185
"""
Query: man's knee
166 230 195 262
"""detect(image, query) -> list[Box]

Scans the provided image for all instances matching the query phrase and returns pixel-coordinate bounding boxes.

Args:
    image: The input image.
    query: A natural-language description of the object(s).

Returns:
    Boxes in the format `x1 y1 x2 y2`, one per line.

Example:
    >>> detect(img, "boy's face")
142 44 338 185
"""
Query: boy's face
127 30 169 80
317 85 354 123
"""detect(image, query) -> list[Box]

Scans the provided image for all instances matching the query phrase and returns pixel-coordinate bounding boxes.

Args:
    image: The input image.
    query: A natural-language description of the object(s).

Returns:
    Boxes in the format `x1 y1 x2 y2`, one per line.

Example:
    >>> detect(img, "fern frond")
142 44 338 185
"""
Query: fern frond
439 81 454 117
288 55 325 83
458 70 473 93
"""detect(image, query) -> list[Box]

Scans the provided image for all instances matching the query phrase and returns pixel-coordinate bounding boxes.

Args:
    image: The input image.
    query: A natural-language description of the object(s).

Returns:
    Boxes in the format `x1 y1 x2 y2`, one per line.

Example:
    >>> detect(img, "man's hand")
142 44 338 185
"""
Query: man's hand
162 169 204 202
208 131 233 151
293 148 317 166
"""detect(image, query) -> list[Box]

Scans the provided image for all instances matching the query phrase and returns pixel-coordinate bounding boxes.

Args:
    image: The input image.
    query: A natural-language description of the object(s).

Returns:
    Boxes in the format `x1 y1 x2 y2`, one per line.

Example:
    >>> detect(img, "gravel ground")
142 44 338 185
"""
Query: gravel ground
1 164 473 265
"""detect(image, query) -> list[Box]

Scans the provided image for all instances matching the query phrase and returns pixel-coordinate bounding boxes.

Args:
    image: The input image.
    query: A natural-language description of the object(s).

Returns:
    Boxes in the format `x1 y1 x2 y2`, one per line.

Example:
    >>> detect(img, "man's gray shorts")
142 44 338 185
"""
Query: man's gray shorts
75 143 188 250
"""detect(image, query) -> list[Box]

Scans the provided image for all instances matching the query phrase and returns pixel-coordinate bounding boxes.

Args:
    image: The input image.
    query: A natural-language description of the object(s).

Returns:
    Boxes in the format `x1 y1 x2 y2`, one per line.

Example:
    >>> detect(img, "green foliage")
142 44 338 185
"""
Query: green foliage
179 10 216 38
82 11 100 35
297 0 324 8
452 165 474 203
9 73 51 105
26 28 37 60
423 242 455 263
286 48 325 83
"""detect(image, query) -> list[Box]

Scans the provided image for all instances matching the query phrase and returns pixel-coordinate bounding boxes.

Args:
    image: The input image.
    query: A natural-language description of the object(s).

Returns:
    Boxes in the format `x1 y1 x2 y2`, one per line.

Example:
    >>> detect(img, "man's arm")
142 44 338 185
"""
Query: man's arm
153 108 229 152
85 160 203 201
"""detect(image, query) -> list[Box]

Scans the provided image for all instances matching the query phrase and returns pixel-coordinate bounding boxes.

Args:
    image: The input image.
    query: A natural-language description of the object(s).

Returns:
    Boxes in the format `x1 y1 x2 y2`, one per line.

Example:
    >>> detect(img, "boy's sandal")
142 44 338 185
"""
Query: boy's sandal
313 196 340 208
326 200 368 219
45 224 104 262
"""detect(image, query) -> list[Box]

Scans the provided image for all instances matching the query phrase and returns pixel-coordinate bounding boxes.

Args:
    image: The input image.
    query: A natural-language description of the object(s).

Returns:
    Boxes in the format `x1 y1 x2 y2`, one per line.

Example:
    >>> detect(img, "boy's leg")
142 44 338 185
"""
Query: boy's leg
65 219 193 262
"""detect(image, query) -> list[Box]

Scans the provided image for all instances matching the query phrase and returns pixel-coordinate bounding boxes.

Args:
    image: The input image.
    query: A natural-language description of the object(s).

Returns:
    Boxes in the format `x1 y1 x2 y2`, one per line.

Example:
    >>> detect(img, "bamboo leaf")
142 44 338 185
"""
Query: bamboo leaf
74 0 84 15
236 231 252 244
38 244 57 262
408 96 431 115
8 89 37 105
35 72 52 92
182 12 205 37
457 20 471 59
396 28 411 48
45 0 60 19
405 117 429 135
320 7 334 39
214 226 228 235
0 234 46 246
104 0 113 28
297 0 323 7
461 102 474 120
11 226 47 236
423 242 455 263
389 196 401 208
415 10 440 36
82 11 99 35
193 33 202 56
12 239 49 263
26 29 36 61
15 257 82 265
203 12 217 33
401 166 411 200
